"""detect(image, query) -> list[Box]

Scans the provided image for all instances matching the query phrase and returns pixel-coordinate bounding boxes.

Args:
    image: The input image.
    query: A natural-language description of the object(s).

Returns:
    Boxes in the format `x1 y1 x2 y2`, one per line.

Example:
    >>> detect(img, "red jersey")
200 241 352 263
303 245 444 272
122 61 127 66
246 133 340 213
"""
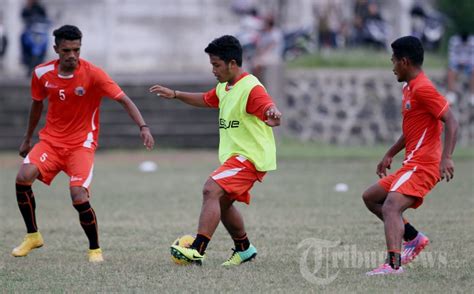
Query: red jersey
31 59 124 149
203 72 275 121
401 71 449 166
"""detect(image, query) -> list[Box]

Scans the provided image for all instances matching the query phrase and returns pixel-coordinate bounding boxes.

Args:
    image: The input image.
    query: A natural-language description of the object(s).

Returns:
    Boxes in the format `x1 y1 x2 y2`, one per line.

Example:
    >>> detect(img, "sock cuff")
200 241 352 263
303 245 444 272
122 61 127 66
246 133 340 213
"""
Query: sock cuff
232 233 248 241
16 183 32 192
196 233 211 241
73 201 91 212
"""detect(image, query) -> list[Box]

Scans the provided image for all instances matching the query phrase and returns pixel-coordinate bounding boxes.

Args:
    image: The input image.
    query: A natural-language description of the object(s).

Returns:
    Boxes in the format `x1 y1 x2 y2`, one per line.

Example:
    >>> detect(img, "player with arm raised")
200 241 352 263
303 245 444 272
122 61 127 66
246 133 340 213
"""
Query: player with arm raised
150 35 281 266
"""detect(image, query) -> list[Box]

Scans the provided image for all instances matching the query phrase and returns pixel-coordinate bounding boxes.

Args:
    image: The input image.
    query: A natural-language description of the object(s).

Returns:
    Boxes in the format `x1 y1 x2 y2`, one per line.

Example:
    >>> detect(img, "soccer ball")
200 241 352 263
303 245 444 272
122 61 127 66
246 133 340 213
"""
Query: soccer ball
170 234 195 265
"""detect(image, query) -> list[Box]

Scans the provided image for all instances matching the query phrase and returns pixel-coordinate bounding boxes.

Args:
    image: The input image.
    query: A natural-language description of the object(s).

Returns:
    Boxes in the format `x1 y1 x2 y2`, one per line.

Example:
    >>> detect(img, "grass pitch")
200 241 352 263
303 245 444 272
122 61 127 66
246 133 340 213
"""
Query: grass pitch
1 143 473 293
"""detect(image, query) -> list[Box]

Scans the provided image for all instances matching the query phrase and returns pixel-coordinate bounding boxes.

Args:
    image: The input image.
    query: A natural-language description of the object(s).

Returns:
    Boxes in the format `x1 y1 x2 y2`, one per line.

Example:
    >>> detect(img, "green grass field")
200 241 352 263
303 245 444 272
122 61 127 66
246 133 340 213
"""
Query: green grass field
1 143 473 293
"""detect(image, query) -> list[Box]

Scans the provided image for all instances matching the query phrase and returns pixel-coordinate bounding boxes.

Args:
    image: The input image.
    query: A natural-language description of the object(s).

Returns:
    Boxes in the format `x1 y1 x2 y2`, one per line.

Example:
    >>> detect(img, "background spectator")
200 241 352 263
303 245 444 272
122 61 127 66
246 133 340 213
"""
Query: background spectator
446 32 474 105
21 0 48 25
252 15 284 83
314 0 345 49
20 0 49 75
0 19 7 68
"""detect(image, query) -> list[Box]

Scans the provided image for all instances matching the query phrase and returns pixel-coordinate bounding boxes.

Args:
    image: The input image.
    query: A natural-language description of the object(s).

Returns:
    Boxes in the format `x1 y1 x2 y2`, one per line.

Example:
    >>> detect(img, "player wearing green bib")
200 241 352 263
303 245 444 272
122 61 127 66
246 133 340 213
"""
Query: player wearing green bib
150 35 281 266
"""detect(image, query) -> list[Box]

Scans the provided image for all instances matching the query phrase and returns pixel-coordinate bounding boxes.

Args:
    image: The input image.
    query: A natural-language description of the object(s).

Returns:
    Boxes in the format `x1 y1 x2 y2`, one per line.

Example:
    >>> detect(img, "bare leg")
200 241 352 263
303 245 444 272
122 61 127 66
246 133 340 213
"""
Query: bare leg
362 183 388 221
220 196 246 239
196 177 226 238
382 192 416 252
447 69 458 93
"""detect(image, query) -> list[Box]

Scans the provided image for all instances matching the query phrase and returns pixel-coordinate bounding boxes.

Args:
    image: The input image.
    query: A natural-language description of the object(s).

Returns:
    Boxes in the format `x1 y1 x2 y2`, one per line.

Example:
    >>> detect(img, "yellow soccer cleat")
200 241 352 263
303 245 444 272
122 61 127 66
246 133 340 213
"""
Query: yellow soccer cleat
88 248 104 263
222 244 257 266
12 232 44 257
170 245 205 265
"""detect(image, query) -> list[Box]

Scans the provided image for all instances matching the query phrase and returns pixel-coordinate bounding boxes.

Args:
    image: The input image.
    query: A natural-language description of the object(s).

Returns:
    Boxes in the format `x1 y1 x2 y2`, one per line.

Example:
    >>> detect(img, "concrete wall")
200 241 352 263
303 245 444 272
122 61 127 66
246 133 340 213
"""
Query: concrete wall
0 0 417 76
1 69 472 151
0 0 244 75
283 69 473 146
0 76 219 150
0 0 319 76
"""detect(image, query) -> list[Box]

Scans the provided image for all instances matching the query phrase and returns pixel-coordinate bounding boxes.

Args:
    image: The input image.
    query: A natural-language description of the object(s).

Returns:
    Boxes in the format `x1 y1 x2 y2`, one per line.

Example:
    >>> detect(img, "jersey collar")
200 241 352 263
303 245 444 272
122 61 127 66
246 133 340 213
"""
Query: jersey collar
407 71 425 89
226 72 249 91
55 59 82 79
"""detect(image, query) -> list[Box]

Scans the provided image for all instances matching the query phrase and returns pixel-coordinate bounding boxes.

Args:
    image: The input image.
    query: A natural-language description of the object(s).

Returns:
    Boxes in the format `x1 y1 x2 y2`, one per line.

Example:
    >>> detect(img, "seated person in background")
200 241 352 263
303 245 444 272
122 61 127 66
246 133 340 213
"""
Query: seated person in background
446 32 474 105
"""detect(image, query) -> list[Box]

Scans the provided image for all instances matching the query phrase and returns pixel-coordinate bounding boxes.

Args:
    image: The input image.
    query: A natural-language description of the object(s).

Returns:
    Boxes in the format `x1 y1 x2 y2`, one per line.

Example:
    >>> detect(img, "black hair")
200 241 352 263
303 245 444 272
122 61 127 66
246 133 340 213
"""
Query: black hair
391 36 424 66
204 35 242 66
53 25 82 46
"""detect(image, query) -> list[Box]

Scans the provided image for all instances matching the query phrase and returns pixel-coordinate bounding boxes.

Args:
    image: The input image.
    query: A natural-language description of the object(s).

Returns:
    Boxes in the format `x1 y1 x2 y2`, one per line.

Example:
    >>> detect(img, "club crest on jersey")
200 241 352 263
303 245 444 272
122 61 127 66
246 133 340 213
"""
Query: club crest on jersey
75 86 85 96
405 101 411 110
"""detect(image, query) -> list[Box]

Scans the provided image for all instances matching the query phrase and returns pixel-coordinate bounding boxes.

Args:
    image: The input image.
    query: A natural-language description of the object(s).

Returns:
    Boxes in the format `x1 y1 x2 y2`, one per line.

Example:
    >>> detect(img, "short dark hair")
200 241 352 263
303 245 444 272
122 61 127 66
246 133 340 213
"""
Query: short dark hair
204 35 243 66
391 36 424 66
53 25 82 46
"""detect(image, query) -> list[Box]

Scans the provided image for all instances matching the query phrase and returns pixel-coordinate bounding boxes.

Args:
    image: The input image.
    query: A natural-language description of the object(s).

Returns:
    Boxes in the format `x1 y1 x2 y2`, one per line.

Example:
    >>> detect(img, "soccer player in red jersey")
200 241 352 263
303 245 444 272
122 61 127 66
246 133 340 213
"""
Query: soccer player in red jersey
12 25 154 262
363 36 458 275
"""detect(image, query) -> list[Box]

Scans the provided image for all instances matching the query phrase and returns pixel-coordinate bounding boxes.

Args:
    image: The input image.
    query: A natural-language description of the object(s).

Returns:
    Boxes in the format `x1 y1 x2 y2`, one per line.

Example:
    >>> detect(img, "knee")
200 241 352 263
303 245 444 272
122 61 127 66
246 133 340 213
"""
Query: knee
70 186 89 204
202 186 217 201
16 167 37 185
202 181 224 202
362 189 372 204
16 173 30 185
381 198 398 217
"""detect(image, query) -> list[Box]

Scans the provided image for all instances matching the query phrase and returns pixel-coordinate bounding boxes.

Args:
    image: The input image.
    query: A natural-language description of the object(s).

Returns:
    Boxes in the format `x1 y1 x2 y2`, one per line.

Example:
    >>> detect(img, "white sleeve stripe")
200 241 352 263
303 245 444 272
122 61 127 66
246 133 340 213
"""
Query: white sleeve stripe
113 91 125 99
436 102 449 118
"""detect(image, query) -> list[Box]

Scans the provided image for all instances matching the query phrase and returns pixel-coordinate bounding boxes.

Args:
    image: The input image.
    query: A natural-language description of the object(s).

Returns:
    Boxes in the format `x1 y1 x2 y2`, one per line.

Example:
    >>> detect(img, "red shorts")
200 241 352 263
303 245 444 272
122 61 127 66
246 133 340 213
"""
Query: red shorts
23 140 95 188
379 164 440 209
211 155 266 204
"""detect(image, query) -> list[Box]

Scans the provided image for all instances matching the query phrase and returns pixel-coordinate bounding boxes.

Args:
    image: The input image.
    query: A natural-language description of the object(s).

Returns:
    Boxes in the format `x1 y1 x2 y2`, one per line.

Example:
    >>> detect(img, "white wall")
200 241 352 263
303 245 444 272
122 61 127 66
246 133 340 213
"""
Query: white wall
0 0 244 75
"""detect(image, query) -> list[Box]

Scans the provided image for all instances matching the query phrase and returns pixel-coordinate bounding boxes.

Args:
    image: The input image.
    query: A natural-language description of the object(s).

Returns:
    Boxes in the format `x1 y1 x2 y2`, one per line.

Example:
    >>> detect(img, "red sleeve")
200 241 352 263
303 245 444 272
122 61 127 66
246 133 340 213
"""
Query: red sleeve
203 88 219 108
94 68 124 100
31 73 47 101
416 85 449 119
246 85 275 121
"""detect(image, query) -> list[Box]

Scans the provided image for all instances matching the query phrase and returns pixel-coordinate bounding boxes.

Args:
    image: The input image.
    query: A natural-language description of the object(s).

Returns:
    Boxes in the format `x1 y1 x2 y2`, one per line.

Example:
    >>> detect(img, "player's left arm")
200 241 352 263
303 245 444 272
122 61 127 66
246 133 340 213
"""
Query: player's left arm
116 94 155 150
439 108 458 182
247 85 282 127
264 105 282 127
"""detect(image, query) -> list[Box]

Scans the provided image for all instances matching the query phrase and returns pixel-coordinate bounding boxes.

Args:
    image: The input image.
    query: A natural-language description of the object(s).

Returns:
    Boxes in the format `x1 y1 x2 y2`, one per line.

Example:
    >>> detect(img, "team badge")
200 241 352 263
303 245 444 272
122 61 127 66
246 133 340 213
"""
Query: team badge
405 101 411 110
75 86 86 96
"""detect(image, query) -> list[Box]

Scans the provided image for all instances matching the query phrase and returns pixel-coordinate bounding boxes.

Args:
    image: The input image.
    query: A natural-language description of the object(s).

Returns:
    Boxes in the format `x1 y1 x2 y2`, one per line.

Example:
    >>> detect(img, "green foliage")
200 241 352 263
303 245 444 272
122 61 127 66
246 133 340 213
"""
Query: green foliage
437 0 474 34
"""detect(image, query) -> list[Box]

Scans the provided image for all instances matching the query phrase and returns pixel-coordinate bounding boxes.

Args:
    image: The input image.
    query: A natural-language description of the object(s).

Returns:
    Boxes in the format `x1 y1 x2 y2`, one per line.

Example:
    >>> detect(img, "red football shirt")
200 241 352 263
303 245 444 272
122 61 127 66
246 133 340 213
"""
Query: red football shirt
203 72 275 121
31 59 124 149
401 71 449 166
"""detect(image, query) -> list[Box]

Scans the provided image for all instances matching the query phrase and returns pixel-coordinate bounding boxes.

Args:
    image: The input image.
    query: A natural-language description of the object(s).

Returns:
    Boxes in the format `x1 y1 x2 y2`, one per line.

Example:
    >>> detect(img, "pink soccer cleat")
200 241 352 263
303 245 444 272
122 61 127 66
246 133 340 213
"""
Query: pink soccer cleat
366 264 404 276
401 232 429 265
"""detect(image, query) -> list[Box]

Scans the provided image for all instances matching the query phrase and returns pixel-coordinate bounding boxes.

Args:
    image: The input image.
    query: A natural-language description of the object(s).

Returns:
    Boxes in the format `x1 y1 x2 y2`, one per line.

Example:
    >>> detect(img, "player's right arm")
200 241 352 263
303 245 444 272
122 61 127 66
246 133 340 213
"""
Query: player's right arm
149 84 208 107
20 70 47 158
376 134 405 178
19 100 43 158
